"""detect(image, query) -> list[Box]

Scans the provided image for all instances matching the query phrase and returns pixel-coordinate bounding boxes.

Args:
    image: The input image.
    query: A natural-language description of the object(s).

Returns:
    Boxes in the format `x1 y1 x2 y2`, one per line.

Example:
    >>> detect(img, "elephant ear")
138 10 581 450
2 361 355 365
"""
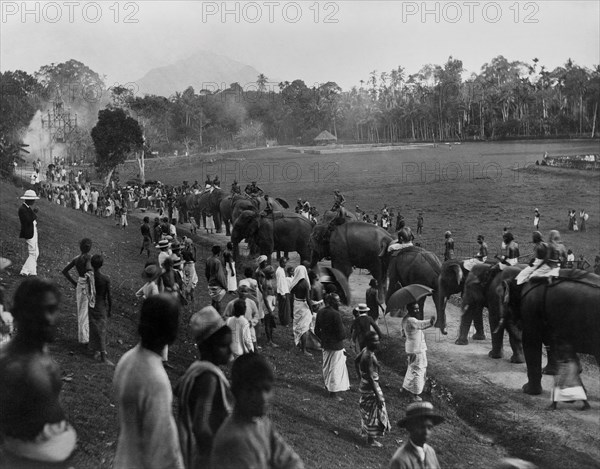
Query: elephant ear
500 280 511 306
246 212 260 237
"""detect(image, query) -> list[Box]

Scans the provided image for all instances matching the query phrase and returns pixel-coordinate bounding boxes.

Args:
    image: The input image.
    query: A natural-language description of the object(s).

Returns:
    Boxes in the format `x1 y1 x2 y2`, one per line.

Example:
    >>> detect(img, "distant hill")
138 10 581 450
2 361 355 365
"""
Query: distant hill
134 50 264 97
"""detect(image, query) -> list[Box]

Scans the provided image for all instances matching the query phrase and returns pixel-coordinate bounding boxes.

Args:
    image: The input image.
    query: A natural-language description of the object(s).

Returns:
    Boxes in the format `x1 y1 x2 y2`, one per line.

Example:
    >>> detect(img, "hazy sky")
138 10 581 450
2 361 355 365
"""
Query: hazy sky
2 1 599 90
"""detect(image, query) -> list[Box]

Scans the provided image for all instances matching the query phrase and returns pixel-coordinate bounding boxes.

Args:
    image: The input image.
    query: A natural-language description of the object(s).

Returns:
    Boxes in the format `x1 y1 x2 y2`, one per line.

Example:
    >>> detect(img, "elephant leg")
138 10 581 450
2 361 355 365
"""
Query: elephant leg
472 311 486 340
522 326 543 395
487 308 504 358
505 321 524 363
541 327 558 375
225 220 231 237
433 293 447 334
416 298 425 321
455 308 474 346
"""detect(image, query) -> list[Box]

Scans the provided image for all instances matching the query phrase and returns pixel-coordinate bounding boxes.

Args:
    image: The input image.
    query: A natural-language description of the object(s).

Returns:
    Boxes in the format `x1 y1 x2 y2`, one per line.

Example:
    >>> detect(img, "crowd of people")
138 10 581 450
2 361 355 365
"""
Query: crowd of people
2 160 597 468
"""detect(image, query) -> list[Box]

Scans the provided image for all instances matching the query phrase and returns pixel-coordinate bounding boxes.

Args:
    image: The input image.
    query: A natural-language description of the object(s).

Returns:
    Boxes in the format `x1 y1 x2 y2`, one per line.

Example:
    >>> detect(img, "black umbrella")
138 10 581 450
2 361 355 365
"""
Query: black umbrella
319 266 351 305
386 284 433 317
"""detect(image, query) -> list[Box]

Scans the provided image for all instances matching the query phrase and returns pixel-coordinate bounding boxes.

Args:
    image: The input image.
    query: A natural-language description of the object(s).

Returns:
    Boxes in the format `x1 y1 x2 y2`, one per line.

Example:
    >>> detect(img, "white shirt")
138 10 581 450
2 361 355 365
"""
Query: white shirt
226 316 254 357
276 266 290 295
402 317 431 354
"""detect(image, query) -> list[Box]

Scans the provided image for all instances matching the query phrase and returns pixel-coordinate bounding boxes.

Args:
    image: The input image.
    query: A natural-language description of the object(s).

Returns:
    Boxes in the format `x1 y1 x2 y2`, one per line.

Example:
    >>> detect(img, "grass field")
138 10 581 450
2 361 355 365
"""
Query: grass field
131 140 600 261
1 139 599 468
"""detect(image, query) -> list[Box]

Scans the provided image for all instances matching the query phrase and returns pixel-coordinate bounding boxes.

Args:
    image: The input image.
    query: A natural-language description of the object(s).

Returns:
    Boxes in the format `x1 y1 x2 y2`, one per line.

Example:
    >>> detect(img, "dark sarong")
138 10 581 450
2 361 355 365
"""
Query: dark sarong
277 293 291 326
89 307 107 353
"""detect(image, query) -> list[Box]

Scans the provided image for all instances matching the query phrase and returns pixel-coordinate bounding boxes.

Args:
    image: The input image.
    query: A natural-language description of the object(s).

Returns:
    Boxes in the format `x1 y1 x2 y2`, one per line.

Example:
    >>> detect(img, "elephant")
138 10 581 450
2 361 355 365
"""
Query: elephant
231 210 314 263
229 195 288 228
438 260 498 343
187 189 227 234
461 264 525 363
310 221 392 296
386 247 444 331
500 270 600 395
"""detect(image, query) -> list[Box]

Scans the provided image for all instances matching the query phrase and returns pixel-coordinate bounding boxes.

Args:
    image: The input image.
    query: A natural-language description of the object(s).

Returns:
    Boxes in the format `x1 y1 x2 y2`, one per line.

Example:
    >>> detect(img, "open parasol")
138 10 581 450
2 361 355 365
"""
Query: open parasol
319 266 351 305
386 284 434 318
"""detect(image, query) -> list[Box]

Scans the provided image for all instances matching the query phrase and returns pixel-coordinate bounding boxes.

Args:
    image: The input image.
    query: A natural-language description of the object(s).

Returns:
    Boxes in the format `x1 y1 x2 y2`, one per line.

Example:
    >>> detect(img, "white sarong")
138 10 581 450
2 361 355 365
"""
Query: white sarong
20 223 39 276
225 262 237 292
528 263 559 280
402 351 428 395
322 349 350 392
516 258 543 285
463 258 484 271
76 277 90 343
292 298 312 346
551 386 587 402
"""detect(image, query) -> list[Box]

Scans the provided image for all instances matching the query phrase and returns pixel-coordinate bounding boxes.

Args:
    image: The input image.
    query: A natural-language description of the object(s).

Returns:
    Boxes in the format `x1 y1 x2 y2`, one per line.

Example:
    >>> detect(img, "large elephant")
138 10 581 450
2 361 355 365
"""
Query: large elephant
501 270 600 395
231 210 314 263
187 189 228 233
310 221 392 295
386 247 444 331
461 264 525 362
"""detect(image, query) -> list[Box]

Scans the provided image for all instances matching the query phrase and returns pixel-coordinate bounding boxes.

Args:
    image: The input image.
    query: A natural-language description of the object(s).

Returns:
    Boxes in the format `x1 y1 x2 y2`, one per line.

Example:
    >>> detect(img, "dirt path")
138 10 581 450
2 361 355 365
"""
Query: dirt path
346 268 600 468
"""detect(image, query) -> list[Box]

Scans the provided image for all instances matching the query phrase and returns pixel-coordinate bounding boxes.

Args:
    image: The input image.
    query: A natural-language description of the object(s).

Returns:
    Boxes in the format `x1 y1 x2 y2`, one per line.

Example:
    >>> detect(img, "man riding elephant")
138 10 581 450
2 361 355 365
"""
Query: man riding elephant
499 232 520 268
388 227 415 252
244 182 263 198
331 189 345 211
231 180 241 196
463 235 488 271
515 231 547 285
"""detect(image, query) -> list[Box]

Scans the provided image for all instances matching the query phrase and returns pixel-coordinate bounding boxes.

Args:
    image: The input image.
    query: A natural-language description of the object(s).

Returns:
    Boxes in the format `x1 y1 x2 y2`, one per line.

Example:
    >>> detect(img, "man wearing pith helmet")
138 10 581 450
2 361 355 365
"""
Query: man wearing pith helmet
18 189 41 276
389 401 444 469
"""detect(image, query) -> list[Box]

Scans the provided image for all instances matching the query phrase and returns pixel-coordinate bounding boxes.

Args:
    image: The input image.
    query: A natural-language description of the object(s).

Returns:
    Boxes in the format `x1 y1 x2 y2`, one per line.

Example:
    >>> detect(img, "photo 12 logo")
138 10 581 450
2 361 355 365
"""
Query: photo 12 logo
400 1 540 24
1 2 140 24
201 1 340 24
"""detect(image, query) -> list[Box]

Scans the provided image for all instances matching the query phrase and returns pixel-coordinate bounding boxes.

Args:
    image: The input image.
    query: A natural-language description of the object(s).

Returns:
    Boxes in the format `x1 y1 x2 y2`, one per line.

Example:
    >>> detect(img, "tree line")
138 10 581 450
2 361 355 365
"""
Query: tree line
1 55 599 177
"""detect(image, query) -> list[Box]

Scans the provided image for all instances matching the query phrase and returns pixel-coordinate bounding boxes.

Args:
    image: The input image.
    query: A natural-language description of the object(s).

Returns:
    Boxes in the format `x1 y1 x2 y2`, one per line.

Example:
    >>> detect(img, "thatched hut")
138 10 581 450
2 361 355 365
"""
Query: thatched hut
313 130 337 146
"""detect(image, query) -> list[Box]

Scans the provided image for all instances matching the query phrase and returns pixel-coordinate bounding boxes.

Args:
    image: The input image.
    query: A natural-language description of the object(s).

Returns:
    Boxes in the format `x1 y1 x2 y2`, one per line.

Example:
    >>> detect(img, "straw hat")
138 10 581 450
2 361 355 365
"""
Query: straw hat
397 402 444 428
20 189 39 200
190 306 226 345
156 239 171 250
356 303 370 313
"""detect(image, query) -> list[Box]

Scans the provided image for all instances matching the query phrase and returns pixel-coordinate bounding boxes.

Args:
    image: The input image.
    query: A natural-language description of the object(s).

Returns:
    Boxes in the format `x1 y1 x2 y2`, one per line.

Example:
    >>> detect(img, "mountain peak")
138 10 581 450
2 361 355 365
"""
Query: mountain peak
134 50 263 97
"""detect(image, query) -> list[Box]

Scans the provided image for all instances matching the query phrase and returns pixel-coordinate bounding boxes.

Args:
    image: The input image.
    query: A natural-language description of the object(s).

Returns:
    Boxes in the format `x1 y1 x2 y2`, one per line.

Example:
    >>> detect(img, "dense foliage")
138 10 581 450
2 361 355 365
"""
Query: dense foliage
91 108 144 180
1 55 598 175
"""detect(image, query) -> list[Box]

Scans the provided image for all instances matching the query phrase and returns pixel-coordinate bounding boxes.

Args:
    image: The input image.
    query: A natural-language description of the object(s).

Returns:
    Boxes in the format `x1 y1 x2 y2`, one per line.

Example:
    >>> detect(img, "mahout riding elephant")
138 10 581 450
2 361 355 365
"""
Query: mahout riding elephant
320 209 358 224
386 246 444 332
231 210 313 263
310 221 392 297
500 270 600 395
461 264 525 362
